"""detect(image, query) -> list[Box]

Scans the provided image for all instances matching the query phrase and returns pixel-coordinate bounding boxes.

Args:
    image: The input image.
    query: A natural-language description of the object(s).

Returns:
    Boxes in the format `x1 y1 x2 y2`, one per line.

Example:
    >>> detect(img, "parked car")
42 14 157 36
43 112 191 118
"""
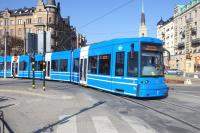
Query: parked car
164 69 184 76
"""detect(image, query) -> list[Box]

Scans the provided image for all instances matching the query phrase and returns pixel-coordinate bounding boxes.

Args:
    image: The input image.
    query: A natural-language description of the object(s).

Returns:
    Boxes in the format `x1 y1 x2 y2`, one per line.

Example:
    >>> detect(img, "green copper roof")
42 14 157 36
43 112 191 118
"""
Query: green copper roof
175 0 200 17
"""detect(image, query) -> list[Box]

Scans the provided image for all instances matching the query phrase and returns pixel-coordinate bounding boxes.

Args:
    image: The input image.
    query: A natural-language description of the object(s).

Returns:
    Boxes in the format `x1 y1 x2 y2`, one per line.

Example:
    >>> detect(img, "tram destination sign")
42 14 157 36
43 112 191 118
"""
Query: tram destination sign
142 45 162 52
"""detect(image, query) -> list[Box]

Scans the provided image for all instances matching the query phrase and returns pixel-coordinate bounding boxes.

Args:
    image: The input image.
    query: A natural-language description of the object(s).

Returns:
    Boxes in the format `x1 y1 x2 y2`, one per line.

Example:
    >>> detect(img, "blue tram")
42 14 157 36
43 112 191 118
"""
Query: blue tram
0 37 169 98
0 56 12 77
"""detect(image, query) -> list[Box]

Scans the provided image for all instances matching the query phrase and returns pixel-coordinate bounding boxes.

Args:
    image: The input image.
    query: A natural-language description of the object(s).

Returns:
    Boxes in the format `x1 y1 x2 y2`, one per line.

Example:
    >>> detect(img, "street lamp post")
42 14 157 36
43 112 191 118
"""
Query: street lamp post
43 31 46 91
4 32 8 79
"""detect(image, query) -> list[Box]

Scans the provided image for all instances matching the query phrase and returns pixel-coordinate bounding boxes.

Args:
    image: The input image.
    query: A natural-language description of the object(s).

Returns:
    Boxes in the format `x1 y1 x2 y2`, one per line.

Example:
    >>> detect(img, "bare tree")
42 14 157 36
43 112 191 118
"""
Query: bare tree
0 35 24 56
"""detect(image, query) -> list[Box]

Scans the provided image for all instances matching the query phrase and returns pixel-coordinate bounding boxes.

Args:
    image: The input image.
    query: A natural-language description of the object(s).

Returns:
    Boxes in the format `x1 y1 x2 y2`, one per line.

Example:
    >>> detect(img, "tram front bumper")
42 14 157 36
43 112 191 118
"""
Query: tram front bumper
137 86 169 98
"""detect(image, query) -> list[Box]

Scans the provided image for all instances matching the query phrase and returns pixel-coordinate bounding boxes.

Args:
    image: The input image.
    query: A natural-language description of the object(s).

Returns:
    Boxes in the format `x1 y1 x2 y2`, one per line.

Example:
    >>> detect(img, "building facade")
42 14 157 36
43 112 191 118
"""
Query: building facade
157 0 200 72
0 0 86 55
157 17 176 68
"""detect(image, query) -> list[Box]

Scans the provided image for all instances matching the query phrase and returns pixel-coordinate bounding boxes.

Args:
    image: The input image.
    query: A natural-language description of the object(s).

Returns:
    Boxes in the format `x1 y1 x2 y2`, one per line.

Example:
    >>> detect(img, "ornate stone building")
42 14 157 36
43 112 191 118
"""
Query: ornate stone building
0 0 86 55
157 0 200 72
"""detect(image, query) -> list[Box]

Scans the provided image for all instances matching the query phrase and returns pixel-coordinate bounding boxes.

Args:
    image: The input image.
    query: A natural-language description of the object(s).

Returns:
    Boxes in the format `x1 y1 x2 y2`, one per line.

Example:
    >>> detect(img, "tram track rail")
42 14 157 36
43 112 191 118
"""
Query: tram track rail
79 85 200 131
158 100 200 113
118 96 200 131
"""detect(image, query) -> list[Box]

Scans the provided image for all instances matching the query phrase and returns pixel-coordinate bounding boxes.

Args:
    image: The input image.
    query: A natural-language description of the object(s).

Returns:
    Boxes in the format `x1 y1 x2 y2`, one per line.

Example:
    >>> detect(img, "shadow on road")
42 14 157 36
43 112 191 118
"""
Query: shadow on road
33 101 106 133
0 111 14 133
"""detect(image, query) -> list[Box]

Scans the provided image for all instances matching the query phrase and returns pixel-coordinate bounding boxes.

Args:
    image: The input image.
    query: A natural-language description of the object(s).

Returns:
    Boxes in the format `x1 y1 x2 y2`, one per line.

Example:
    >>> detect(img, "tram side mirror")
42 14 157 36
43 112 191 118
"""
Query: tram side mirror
164 48 171 61
131 43 135 58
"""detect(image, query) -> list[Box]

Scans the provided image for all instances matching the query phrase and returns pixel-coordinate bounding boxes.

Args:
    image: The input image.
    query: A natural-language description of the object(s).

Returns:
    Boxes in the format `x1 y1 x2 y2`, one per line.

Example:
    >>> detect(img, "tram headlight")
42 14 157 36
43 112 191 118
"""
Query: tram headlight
141 80 149 84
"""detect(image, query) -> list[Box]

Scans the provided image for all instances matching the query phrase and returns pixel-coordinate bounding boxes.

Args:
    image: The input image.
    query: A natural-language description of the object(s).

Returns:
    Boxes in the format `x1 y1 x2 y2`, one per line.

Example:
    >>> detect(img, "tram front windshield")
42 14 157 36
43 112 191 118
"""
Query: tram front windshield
141 49 164 77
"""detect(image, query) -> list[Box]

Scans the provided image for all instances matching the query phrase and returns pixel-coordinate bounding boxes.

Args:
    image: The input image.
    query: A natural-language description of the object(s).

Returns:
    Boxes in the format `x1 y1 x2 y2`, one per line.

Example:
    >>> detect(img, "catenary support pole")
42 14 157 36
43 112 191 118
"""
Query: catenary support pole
43 31 46 91
4 32 7 79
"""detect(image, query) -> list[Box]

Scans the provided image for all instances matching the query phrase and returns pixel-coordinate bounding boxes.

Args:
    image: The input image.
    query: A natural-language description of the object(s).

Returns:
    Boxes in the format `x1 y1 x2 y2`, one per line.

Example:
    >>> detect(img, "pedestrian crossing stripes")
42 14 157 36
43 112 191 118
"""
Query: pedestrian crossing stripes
57 115 77 133
56 115 155 133
92 116 118 133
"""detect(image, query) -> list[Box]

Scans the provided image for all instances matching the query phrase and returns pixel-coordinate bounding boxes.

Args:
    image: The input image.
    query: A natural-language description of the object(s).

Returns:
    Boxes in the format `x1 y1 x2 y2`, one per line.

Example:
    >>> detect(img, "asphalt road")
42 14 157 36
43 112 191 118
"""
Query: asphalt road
0 79 200 133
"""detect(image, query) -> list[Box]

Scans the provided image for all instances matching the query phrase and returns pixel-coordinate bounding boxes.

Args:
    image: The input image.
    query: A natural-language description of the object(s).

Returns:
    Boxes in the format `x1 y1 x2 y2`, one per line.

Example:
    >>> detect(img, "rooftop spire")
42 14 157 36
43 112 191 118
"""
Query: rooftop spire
142 0 144 13
139 0 148 37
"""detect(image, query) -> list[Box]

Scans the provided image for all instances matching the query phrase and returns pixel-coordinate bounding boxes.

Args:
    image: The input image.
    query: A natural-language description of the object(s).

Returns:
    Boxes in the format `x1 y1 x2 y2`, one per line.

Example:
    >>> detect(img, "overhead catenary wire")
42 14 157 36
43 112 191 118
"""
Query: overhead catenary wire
78 0 134 30
56 0 135 49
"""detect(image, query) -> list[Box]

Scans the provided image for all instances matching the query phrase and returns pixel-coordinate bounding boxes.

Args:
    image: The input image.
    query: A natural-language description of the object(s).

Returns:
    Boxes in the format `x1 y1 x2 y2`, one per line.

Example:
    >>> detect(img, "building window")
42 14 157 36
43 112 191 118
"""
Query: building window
18 28 22 35
18 19 23 25
26 18 31 24
88 56 97 74
195 22 197 26
127 52 138 77
38 17 42 23
10 20 15 25
195 10 197 17
99 54 111 75
115 52 124 76
49 17 52 23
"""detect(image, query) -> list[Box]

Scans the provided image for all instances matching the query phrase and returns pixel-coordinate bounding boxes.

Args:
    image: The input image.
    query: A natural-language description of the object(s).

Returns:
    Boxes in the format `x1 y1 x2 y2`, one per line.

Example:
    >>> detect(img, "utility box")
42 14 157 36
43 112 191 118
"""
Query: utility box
26 33 38 54
26 31 51 54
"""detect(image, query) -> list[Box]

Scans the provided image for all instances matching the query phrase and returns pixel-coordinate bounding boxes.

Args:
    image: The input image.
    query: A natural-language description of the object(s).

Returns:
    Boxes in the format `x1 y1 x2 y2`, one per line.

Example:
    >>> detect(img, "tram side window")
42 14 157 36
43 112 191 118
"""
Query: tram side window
60 59 68 72
0 62 4 70
52 60 59 71
115 52 124 76
6 62 11 70
88 56 97 74
127 52 138 77
19 62 27 71
99 54 111 75
37 61 43 71
73 58 79 72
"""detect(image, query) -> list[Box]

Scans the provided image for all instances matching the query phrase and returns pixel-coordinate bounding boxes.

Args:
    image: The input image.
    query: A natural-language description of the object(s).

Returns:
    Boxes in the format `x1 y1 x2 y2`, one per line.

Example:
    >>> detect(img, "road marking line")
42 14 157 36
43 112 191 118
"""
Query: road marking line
57 115 77 133
0 89 72 100
92 116 118 133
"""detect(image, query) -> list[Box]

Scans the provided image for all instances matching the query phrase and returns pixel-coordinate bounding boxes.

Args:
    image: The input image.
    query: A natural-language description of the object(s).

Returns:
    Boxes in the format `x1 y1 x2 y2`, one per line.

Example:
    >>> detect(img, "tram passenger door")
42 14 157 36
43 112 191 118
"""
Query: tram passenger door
80 57 87 85
45 53 51 79
46 61 50 78
12 62 18 77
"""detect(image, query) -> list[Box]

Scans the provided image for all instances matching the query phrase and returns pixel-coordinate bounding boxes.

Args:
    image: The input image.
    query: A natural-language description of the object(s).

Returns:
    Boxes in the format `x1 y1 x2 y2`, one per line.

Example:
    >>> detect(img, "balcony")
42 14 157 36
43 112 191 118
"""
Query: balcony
178 42 185 49
191 38 200 47
191 27 197 36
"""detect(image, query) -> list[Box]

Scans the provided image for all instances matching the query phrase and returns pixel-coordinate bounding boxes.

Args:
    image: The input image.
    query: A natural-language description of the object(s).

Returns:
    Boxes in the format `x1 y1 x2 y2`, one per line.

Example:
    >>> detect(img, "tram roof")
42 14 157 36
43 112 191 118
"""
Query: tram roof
88 37 163 47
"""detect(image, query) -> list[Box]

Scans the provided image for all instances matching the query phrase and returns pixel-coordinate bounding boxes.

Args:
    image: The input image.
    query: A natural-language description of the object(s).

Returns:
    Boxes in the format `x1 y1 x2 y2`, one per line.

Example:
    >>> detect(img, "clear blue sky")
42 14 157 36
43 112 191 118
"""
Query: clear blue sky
0 0 189 43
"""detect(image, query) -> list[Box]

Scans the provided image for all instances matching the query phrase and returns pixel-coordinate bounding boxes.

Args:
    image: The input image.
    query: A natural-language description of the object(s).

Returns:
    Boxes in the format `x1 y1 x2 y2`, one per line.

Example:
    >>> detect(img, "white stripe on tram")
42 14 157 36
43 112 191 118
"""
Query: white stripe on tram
87 74 138 81
87 77 137 86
